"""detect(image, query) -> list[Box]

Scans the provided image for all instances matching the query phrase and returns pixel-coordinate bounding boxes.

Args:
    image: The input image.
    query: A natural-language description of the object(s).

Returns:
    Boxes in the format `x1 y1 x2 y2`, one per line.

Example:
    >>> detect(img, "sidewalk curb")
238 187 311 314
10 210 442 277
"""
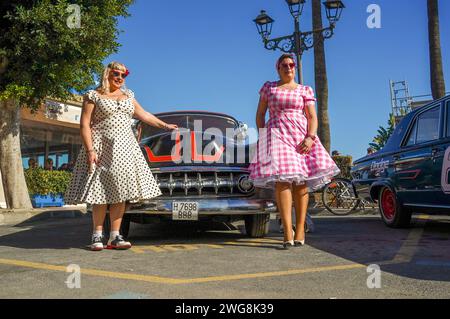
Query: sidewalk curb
0 205 88 226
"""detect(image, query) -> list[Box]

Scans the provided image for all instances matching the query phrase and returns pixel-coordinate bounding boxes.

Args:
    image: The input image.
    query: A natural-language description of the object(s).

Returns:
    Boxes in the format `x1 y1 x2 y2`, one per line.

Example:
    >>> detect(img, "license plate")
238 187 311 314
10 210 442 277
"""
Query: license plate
172 201 199 220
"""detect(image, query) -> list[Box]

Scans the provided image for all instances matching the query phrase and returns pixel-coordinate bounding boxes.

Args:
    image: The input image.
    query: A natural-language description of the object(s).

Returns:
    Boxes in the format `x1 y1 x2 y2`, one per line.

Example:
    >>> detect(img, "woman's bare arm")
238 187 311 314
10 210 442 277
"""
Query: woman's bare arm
256 97 268 130
132 98 168 129
297 100 318 154
80 96 95 151
80 95 100 172
304 101 318 137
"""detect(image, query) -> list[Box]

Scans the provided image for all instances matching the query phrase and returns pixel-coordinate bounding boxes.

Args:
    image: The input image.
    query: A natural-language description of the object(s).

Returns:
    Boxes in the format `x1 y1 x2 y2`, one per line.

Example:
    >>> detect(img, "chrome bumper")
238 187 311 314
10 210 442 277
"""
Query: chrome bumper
127 198 277 216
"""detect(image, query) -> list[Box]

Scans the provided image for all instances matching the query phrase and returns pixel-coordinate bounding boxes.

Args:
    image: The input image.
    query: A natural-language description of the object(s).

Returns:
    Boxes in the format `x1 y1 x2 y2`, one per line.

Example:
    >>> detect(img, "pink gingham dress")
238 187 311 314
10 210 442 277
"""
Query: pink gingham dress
248 81 340 190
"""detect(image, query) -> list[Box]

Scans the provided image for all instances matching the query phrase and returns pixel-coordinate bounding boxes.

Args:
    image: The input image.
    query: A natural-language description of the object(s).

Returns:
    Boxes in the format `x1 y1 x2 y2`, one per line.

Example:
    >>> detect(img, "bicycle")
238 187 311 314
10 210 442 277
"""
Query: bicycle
321 177 360 216
276 177 358 233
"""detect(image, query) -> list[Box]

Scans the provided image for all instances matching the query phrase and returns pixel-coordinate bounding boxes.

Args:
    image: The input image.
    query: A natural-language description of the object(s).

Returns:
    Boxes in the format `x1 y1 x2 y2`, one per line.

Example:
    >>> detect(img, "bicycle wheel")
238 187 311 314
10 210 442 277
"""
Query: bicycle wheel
322 178 360 216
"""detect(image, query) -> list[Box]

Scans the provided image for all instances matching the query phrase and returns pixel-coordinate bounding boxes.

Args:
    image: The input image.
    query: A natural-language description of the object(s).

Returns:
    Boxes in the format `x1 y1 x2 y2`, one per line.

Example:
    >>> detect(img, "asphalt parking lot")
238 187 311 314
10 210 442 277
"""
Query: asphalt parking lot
0 212 449 299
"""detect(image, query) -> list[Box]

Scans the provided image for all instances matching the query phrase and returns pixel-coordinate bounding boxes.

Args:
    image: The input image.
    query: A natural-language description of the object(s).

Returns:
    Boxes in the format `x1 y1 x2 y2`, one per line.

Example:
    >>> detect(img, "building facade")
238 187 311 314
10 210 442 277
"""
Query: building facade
0 97 83 208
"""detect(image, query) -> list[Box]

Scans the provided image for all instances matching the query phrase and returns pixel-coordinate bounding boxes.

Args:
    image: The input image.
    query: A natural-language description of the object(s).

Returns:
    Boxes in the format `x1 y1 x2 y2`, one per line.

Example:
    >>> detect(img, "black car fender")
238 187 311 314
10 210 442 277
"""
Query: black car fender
369 180 396 202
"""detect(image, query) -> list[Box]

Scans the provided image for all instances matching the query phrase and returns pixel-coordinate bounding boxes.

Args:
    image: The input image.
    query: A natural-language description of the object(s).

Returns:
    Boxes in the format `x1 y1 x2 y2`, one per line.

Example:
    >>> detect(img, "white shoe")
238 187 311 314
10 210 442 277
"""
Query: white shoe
90 234 105 251
106 235 132 250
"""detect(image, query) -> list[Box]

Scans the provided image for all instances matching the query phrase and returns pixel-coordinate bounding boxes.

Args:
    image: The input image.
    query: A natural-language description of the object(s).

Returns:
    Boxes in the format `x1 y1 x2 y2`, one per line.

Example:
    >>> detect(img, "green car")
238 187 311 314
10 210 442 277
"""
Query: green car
351 95 450 228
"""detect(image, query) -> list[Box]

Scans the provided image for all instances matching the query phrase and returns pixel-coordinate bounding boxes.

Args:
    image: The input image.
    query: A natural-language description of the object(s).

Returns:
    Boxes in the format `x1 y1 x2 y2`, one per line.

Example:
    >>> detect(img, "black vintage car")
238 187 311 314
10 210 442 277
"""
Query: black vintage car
119 111 277 237
351 95 450 228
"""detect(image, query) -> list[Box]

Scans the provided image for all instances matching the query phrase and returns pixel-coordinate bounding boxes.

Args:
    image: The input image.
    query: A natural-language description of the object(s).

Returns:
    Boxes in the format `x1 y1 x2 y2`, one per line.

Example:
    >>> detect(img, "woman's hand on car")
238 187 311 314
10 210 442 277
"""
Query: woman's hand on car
164 123 178 131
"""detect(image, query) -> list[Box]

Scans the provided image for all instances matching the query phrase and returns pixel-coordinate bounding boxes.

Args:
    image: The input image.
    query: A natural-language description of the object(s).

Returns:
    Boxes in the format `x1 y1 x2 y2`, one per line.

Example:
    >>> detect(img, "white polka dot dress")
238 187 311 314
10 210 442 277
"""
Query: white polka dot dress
64 89 162 205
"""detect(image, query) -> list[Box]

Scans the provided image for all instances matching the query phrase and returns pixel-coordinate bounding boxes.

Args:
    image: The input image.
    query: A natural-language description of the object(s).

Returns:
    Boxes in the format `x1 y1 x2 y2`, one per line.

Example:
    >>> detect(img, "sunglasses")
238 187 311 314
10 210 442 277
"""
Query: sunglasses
280 63 296 69
112 70 128 79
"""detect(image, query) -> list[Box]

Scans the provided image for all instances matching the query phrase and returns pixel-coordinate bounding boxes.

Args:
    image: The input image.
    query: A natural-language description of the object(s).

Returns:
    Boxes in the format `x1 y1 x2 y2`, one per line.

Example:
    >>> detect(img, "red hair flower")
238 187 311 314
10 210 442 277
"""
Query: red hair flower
124 69 130 77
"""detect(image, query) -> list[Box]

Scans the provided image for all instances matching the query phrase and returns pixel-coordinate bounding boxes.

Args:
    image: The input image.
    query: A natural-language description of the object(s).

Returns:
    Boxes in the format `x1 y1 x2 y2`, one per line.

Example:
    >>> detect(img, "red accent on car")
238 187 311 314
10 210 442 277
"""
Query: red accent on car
381 188 396 221
397 169 421 180
143 131 224 163
143 131 181 162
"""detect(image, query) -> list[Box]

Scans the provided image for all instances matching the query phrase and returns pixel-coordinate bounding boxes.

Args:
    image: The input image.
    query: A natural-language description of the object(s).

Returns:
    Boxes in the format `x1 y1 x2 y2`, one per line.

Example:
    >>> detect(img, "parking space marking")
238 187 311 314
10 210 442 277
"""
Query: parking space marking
130 243 225 254
163 244 201 252
176 264 368 284
0 257 367 285
392 216 429 263
0 218 436 285
0 258 182 284
130 246 166 254
129 238 281 254
202 244 226 249
221 241 278 247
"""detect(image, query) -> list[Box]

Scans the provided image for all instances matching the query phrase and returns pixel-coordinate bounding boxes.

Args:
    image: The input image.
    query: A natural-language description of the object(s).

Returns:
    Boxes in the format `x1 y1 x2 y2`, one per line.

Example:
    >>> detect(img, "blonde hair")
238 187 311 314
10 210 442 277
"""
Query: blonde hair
97 61 128 94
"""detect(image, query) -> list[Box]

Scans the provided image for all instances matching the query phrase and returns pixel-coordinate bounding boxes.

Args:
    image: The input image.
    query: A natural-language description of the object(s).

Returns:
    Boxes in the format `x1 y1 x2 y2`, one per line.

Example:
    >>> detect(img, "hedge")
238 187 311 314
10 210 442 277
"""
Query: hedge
24 168 72 196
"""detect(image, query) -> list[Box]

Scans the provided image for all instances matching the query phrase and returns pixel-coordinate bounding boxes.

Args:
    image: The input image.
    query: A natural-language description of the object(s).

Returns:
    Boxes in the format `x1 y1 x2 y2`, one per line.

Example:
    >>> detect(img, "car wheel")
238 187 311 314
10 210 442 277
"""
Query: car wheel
378 186 411 228
244 214 270 238
103 214 131 238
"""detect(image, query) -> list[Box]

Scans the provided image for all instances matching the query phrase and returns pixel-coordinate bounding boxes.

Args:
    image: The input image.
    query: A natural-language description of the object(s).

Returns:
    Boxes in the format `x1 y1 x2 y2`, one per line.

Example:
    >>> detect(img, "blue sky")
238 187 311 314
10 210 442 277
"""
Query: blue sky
105 0 450 160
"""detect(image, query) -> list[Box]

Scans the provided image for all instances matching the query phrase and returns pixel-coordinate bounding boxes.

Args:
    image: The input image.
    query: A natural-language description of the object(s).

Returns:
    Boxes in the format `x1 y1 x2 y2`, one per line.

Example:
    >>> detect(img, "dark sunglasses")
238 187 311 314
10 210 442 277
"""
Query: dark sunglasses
280 63 296 69
112 70 128 79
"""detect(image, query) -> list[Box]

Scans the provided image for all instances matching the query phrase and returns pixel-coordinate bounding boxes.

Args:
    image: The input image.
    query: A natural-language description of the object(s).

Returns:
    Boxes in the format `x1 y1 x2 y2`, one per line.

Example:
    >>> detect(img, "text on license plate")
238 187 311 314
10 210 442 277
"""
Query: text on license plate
172 201 199 220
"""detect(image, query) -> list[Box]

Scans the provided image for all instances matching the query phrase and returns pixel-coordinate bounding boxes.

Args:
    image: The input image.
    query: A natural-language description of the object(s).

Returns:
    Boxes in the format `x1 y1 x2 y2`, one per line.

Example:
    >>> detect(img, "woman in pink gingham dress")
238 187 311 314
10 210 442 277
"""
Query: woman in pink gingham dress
249 54 340 249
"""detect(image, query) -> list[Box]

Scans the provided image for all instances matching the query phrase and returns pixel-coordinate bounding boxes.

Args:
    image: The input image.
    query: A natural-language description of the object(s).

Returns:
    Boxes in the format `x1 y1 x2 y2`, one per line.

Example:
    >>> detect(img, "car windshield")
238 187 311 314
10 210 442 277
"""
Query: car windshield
140 114 238 138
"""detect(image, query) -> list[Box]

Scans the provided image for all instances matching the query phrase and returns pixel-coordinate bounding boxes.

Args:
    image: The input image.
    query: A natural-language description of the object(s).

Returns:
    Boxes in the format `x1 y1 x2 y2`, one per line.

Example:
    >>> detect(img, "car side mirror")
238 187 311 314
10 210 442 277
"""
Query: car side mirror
236 122 248 141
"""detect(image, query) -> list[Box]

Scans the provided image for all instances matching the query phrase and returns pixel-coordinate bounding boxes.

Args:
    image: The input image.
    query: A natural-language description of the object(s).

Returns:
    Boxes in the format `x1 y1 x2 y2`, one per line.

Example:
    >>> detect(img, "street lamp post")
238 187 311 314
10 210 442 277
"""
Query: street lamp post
254 0 345 84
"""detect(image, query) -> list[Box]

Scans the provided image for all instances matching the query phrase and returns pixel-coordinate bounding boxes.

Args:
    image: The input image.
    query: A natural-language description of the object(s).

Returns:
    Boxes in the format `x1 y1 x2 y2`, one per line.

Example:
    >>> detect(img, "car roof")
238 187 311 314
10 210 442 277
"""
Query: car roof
154 110 238 121
354 95 449 164
407 94 449 117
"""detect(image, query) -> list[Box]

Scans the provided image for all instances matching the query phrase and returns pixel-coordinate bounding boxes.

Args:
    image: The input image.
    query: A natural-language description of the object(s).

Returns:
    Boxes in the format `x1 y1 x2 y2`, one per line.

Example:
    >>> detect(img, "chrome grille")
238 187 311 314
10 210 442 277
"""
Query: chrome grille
153 171 254 197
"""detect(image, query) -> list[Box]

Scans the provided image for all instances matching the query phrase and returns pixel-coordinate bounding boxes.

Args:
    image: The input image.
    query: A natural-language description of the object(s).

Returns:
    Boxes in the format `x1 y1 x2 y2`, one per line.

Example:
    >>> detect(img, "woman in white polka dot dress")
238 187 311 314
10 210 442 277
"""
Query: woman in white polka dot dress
65 62 178 251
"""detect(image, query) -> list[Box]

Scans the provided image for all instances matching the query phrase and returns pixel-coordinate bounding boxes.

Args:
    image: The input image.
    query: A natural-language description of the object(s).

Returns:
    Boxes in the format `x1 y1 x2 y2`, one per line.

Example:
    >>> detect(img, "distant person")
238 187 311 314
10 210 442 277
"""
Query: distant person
58 163 69 171
248 53 340 249
367 147 375 155
44 158 55 170
331 150 341 156
28 158 38 169
66 161 75 172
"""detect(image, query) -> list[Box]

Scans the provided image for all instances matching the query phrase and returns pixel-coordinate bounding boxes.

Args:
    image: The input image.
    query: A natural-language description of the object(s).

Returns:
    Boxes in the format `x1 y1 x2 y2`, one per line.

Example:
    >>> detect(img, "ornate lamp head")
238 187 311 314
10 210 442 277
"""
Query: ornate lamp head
323 0 345 25
285 0 306 19
253 10 274 40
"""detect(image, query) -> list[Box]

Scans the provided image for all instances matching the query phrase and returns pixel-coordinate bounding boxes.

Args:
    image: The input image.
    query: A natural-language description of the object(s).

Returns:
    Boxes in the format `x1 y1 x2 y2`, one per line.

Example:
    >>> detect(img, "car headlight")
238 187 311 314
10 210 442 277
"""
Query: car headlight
237 175 254 193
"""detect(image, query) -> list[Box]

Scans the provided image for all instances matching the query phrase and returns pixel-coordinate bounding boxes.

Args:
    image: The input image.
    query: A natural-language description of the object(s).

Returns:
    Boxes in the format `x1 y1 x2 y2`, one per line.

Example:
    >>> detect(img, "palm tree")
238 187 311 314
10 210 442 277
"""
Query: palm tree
427 0 446 99
312 0 330 152
369 114 395 151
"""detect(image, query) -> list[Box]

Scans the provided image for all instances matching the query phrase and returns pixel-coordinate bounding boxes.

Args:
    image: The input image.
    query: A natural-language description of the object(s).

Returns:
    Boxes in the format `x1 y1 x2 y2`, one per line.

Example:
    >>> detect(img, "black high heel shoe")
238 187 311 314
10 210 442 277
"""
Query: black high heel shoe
293 239 305 247
282 240 295 250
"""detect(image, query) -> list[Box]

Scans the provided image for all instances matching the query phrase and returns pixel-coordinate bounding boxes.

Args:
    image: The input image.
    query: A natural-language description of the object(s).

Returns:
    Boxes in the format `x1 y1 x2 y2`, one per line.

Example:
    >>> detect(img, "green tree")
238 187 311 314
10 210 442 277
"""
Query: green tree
427 0 446 100
369 114 395 151
0 0 134 209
